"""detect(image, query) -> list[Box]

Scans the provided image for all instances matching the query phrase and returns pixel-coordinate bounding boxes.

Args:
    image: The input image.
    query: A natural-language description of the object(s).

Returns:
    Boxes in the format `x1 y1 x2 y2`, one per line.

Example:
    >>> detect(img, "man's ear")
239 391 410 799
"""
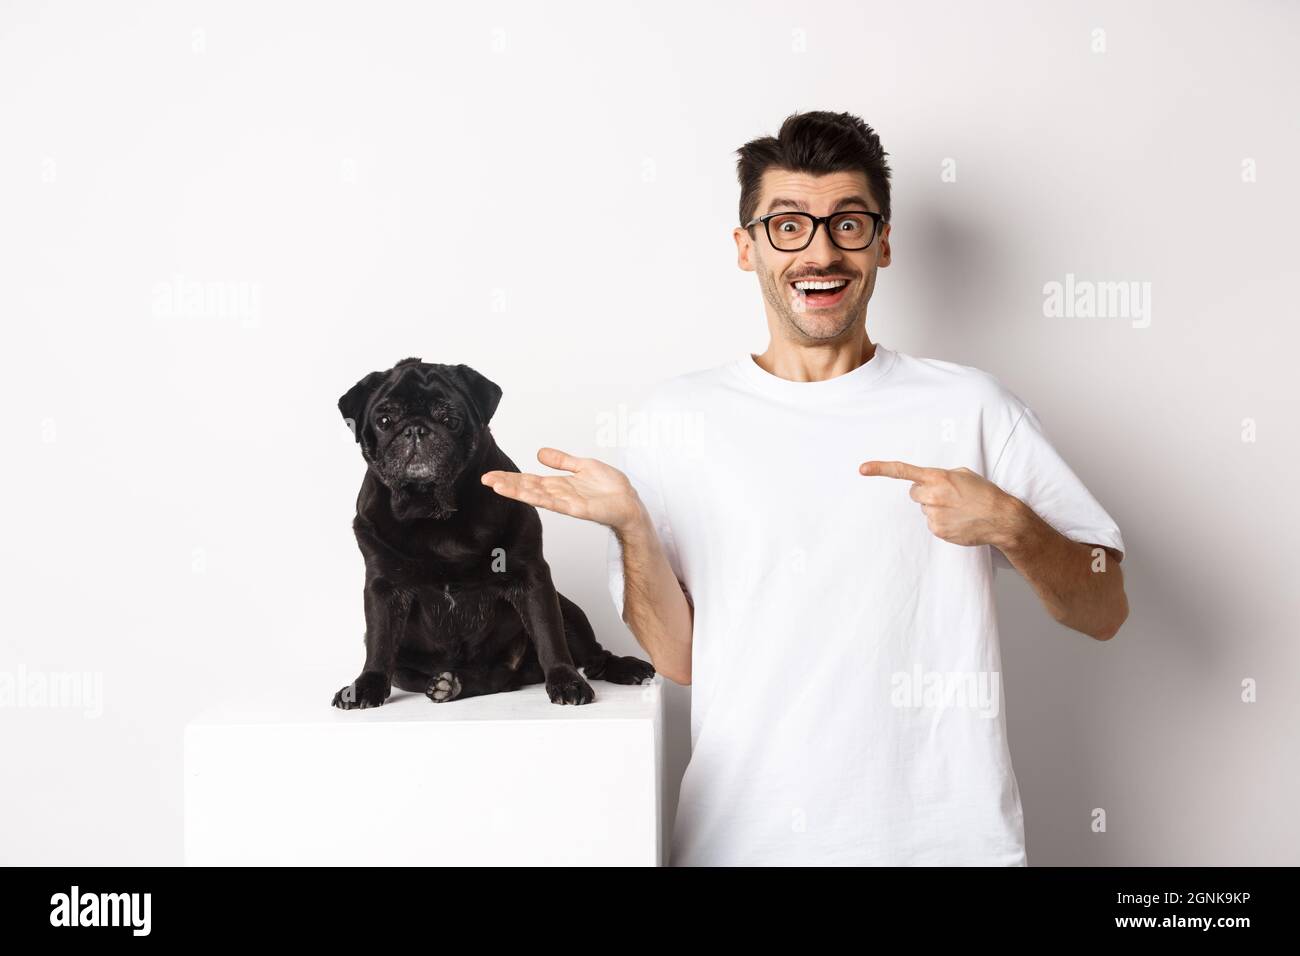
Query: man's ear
338 370 387 443
449 364 503 424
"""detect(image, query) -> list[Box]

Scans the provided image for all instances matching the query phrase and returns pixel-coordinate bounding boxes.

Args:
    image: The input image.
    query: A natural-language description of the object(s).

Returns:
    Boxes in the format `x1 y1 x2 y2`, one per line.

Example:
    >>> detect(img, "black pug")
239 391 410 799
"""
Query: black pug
332 357 655 709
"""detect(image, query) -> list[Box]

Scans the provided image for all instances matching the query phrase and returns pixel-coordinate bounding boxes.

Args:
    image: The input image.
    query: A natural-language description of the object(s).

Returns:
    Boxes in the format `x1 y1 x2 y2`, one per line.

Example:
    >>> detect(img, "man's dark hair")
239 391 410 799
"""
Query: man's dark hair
735 110 892 230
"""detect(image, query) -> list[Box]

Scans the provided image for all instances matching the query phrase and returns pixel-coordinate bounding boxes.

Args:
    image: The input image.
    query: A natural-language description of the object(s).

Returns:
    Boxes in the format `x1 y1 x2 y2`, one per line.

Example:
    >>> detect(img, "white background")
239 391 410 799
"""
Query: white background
2 0 1297 865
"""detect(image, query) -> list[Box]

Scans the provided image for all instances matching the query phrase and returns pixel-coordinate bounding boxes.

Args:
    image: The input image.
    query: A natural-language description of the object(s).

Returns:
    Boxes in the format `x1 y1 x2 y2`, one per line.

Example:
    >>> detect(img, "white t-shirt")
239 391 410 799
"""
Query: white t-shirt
605 342 1125 866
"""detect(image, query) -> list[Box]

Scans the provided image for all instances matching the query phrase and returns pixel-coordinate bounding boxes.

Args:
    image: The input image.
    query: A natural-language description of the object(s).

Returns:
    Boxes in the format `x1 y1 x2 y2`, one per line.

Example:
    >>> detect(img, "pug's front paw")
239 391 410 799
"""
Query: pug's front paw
332 671 391 710
545 664 594 705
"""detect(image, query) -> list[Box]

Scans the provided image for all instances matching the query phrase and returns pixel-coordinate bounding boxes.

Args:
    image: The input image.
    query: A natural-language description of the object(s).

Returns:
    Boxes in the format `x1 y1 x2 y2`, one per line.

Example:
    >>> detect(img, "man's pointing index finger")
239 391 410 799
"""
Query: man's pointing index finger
859 460 930 482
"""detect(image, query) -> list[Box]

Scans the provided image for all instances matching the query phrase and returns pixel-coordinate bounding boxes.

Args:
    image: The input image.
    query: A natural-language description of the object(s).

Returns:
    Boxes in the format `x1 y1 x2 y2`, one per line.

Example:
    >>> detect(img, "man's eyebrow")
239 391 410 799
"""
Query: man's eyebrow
765 195 875 214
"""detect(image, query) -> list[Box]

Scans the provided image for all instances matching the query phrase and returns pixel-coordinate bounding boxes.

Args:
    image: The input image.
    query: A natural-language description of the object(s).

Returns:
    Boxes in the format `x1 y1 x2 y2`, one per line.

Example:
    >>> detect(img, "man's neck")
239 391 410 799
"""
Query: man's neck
752 332 876 383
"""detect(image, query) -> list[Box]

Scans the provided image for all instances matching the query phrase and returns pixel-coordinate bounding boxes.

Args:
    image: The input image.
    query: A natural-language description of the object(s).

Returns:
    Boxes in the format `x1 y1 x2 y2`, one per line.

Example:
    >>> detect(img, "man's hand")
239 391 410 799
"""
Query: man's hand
861 459 1129 641
858 460 1022 548
481 447 641 532
484 447 694 679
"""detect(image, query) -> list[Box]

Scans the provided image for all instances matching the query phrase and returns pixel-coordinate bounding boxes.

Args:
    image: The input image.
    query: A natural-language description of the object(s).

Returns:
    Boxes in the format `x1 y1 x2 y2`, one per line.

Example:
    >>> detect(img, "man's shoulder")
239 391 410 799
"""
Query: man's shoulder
891 347 1028 413
637 359 743 411
606 361 738 468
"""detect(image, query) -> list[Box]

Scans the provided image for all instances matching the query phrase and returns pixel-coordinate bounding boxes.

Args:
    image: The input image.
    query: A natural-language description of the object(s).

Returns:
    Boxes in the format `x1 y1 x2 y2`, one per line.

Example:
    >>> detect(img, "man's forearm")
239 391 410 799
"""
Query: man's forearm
994 496 1129 641
615 497 694 683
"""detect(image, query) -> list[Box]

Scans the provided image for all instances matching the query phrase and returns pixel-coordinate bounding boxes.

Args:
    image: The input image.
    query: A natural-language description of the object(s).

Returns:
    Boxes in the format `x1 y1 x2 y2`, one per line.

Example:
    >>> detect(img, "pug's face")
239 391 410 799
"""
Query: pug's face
339 358 502 521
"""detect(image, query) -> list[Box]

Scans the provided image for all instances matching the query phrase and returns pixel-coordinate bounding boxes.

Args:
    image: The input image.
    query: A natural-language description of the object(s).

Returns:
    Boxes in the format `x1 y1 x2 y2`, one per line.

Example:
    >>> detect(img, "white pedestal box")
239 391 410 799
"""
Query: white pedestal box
184 676 666 866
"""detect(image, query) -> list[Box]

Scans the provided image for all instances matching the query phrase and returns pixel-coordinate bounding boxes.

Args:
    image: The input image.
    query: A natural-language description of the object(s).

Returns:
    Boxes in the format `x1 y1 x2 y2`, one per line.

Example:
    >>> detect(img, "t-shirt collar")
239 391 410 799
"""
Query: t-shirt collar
733 342 896 402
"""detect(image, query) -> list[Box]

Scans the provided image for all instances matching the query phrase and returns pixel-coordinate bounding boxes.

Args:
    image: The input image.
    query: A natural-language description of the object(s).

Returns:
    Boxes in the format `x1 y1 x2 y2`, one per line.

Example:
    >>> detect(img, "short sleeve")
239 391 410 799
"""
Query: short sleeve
988 403 1125 570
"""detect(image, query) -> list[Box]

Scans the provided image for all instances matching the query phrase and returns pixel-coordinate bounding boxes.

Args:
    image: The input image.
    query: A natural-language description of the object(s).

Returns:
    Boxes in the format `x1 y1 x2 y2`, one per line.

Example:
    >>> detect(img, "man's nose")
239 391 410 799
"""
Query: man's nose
805 223 843 262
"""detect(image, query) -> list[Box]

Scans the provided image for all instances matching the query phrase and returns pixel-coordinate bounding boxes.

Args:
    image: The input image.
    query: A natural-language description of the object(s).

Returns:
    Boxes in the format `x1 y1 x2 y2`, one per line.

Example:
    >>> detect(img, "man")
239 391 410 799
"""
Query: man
481 110 1128 866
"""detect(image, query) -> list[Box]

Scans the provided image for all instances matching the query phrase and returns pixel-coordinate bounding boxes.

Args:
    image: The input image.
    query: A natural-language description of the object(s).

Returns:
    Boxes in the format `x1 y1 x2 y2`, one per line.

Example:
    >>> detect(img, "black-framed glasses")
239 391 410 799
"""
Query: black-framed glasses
744 210 885 252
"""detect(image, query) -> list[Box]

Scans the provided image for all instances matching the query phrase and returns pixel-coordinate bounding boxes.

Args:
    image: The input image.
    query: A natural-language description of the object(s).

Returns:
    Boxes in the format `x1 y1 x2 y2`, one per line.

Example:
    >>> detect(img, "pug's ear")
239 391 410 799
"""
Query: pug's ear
450 364 503 424
338 370 386 443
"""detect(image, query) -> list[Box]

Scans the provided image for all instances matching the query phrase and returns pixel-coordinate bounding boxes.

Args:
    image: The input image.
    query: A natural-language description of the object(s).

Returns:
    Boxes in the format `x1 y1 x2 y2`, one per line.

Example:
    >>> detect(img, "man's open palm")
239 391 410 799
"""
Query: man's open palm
481 447 637 530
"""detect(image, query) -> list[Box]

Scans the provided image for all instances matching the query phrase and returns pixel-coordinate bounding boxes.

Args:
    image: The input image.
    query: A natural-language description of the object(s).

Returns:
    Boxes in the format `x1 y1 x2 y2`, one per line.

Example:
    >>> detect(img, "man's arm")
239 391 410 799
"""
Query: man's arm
993 497 1128 640
612 497 694 683
860 460 1129 642
481 447 694 682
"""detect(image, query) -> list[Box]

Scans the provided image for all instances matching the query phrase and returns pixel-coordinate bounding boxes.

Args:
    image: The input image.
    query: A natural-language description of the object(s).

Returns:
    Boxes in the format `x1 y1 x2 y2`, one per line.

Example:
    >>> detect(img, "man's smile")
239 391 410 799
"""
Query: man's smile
789 275 853 309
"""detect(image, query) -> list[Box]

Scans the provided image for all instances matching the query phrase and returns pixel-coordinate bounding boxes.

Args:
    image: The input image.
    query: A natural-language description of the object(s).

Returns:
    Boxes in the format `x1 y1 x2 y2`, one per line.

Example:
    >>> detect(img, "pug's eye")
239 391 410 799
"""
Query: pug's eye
376 415 392 430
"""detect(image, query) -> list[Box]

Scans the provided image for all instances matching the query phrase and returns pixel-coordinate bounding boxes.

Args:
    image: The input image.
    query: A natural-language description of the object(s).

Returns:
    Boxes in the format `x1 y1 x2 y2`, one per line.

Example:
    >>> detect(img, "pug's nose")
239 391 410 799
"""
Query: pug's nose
403 424 428 440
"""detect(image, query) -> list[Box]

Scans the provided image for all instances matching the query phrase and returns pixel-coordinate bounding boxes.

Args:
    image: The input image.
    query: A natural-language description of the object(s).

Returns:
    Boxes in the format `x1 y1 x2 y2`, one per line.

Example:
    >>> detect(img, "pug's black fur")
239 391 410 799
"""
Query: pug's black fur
332 357 654 709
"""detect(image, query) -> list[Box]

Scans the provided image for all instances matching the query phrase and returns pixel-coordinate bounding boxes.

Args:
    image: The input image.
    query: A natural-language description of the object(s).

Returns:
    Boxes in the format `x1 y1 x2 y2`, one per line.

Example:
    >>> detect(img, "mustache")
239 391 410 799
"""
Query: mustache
786 272 858 282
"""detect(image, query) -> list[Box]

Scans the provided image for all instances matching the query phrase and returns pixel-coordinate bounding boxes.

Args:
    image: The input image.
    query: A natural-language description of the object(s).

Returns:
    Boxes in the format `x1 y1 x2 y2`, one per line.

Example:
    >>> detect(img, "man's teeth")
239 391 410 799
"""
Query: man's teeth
794 279 848 291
